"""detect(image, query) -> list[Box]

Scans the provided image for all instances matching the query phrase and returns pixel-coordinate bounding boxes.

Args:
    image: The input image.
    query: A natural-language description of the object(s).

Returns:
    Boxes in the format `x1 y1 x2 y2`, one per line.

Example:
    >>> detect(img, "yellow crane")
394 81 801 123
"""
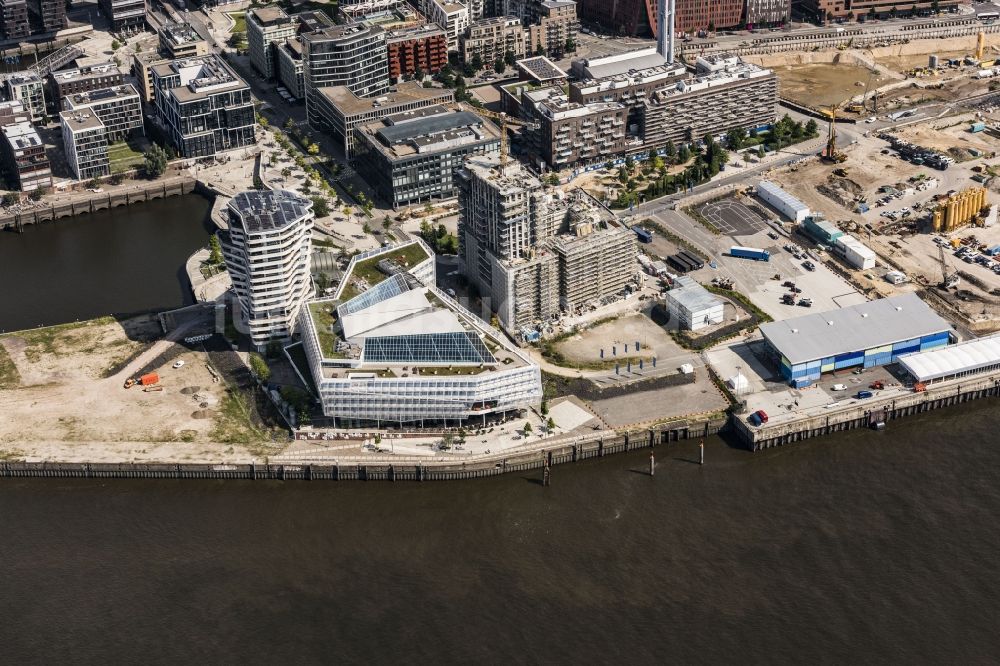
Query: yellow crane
821 105 846 163
465 107 539 166
976 31 985 62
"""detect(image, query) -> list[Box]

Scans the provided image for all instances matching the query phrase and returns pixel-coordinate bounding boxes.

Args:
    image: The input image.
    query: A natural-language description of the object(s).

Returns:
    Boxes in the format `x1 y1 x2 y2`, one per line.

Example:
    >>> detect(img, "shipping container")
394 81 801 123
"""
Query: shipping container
970 121 987 133
139 372 159 386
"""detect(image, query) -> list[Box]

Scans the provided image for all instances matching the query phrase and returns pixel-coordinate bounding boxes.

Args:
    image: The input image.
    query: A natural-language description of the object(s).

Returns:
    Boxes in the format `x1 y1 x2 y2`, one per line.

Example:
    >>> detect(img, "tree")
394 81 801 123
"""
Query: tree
315 272 330 292
1 192 17 206
677 144 691 164
110 171 125 185
423 81 433 88
757 145 766 159
805 118 818 137
546 417 555 431
249 353 271 383
931 0 939 14
284 118 295 131
362 221 371 235
494 58 505 74
208 234 223 264
311 196 330 217
523 422 532 434
504 50 516 67
29 186 47 201
281 167 291 178
111 39 120 50
535 44 546 56
413 66 424 81
547 173 560 186
307 143 319 155
708 21 715 32
86 177 101 189
382 215 392 232
664 139 676 159
257 114 269 128
565 38 576 53
143 144 169 178
471 52 483 72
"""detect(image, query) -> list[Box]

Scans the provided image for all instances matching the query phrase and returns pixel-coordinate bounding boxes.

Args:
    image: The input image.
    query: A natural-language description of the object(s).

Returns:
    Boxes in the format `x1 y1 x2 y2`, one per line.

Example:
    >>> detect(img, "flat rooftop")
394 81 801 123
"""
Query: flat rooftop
60 110 104 132
2 121 42 149
364 109 497 158
153 55 248 102
160 22 204 45
573 48 670 80
666 276 724 312
760 294 951 366
295 10 334 32
319 80 453 117
49 62 121 84
228 189 312 233
516 56 567 82
249 6 291 25
66 83 139 107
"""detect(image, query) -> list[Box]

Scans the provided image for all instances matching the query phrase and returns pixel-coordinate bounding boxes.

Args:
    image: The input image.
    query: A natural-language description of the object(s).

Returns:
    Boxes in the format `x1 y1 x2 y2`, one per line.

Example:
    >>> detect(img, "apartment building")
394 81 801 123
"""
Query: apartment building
247 6 297 79
60 110 110 180
520 86 625 170
309 79 453 157
46 63 124 109
219 189 315 350
151 55 256 157
300 241 542 428
99 0 144 31
745 0 791 25
132 50 168 103
63 84 143 142
386 23 448 80
277 37 307 98
526 0 576 58
640 55 778 148
573 0 650 37
5 73 45 122
354 106 500 207
673 0 743 31
569 49 687 127
0 121 51 191
0 0 29 41
795 0 959 21
27 0 64 33
159 22 209 59
0 99 29 125
461 16 526 65
458 157 636 332
302 23 391 127
427 0 470 51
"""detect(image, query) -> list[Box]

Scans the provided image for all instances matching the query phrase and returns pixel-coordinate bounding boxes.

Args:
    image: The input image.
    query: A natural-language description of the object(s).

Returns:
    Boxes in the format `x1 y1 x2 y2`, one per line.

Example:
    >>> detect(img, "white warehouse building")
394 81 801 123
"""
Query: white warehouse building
664 276 725 331
300 240 543 427
756 180 810 223
220 190 315 350
836 234 877 270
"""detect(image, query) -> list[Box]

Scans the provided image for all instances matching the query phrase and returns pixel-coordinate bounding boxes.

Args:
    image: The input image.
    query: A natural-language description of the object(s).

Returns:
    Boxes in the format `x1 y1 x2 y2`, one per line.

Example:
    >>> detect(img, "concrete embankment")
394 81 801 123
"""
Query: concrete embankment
0 177 203 232
733 370 1000 451
0 416 726 481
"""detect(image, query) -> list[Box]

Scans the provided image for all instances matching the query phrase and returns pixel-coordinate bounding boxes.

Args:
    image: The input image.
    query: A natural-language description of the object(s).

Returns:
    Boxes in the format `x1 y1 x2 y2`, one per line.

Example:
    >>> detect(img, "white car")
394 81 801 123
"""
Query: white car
172 360 185 369
831 383 847 391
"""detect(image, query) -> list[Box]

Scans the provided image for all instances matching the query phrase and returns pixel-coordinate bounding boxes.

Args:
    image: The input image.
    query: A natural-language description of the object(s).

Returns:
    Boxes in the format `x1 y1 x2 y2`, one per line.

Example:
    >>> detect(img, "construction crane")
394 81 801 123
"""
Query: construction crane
820 105 847 163
466 107 539 166
938 244 959 289
976 30 986 63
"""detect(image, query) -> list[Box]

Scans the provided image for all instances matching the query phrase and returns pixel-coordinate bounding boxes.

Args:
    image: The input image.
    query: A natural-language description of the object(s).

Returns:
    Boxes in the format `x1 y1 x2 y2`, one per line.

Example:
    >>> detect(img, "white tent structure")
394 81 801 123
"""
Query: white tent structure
727 373 749 392
898 333 1000 383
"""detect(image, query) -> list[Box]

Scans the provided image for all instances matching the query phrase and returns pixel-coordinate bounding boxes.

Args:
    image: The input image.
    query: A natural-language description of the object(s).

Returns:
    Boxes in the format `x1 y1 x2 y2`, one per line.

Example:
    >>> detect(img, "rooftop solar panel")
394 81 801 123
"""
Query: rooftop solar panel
363 331 495 365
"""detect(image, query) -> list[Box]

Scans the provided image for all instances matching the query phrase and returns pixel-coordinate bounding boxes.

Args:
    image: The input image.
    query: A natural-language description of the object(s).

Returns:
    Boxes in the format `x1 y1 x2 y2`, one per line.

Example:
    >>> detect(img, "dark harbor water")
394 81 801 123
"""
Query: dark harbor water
2 399 999 663
0 195 213 332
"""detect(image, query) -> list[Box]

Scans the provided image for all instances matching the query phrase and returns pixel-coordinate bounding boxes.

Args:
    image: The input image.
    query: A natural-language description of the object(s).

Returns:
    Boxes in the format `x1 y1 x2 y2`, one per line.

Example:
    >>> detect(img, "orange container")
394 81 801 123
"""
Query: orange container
139 372 159 386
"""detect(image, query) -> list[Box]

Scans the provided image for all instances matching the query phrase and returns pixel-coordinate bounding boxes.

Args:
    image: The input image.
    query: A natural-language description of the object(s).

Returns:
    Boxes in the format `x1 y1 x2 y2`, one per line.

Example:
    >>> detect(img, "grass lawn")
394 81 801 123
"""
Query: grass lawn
0 343 20 389
308 301 344 358
108 139 147 171
350 243 429 287
228 11 246 33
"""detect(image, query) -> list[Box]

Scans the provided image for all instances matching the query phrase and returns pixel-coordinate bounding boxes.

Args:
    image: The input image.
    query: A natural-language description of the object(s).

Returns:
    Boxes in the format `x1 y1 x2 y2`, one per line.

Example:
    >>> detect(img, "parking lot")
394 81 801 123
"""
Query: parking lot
698 197 771 236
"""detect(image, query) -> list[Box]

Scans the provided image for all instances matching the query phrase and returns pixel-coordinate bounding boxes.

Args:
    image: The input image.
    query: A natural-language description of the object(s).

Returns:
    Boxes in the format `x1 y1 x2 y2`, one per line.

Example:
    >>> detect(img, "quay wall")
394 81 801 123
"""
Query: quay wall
733 370 1000 451
0 177 203 232
0 417 726 482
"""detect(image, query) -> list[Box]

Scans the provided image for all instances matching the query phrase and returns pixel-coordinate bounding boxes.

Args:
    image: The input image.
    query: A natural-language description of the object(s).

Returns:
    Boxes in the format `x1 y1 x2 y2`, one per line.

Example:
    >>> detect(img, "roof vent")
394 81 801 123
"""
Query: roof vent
828 321 834 325
861 313 868 318
791 328 798 333
895 306 903 311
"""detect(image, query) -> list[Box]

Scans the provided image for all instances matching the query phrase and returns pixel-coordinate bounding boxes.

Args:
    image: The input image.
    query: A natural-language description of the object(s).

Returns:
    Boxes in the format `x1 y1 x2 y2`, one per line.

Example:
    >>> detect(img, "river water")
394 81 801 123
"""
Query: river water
2 399 999 663
0 195 213 332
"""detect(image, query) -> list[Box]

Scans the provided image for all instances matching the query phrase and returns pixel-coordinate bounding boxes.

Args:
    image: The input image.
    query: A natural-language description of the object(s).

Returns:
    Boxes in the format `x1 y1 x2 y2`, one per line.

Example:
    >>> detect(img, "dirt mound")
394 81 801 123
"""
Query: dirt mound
191 409 215 419
180 386 200 395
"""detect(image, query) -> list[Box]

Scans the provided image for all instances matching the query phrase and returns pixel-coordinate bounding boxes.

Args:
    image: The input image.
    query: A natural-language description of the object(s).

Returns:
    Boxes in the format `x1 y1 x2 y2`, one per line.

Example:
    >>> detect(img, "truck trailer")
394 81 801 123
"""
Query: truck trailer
729 246 770 261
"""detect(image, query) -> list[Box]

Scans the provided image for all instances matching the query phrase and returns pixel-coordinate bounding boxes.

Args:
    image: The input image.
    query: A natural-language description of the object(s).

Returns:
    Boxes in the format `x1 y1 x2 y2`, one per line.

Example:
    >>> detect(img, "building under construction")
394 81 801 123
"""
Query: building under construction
458 156 637 334
931 187 988 233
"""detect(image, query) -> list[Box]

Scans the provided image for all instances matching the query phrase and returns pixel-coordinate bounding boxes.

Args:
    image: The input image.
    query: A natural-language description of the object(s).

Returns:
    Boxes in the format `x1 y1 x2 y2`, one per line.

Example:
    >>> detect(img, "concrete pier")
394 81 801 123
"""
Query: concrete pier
733 370 1000 451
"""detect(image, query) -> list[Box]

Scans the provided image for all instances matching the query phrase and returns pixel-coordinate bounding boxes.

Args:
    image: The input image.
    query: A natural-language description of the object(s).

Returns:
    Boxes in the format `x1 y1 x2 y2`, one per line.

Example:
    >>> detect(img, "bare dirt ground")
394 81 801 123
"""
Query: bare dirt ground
554 314 682 365
0 317 277 463
773 63 894 108
893 121 1000 159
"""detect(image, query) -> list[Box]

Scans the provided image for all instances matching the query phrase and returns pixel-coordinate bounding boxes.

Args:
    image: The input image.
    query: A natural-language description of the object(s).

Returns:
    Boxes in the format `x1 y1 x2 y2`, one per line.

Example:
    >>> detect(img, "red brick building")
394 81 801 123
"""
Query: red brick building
674 0 744 32
576 0 744 38
386 24 448 80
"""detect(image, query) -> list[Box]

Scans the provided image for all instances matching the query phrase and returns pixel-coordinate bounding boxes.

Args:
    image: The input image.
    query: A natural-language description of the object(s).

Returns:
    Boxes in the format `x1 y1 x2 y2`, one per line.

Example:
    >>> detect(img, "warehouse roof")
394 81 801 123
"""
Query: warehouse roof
898 333 1000 382
760 294 951 366
757 180 808 214
665 276 723 313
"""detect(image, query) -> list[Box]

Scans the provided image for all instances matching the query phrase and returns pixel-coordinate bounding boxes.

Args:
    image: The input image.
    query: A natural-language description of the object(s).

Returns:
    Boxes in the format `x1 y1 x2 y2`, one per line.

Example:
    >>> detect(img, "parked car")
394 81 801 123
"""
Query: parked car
856 390 874 399
832 383 848 391
803 261 816 271
798 298 813 307
172 360 185 369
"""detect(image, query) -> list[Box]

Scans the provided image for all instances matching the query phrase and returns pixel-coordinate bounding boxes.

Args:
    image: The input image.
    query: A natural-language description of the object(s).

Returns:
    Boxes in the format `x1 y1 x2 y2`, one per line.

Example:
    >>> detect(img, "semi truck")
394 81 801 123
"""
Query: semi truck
730 246 770 261
633 227 653 243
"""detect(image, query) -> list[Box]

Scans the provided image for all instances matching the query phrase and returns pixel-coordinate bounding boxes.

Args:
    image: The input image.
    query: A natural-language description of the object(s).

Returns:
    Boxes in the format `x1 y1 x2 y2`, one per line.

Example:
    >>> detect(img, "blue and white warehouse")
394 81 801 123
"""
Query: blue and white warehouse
759 294 952 384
